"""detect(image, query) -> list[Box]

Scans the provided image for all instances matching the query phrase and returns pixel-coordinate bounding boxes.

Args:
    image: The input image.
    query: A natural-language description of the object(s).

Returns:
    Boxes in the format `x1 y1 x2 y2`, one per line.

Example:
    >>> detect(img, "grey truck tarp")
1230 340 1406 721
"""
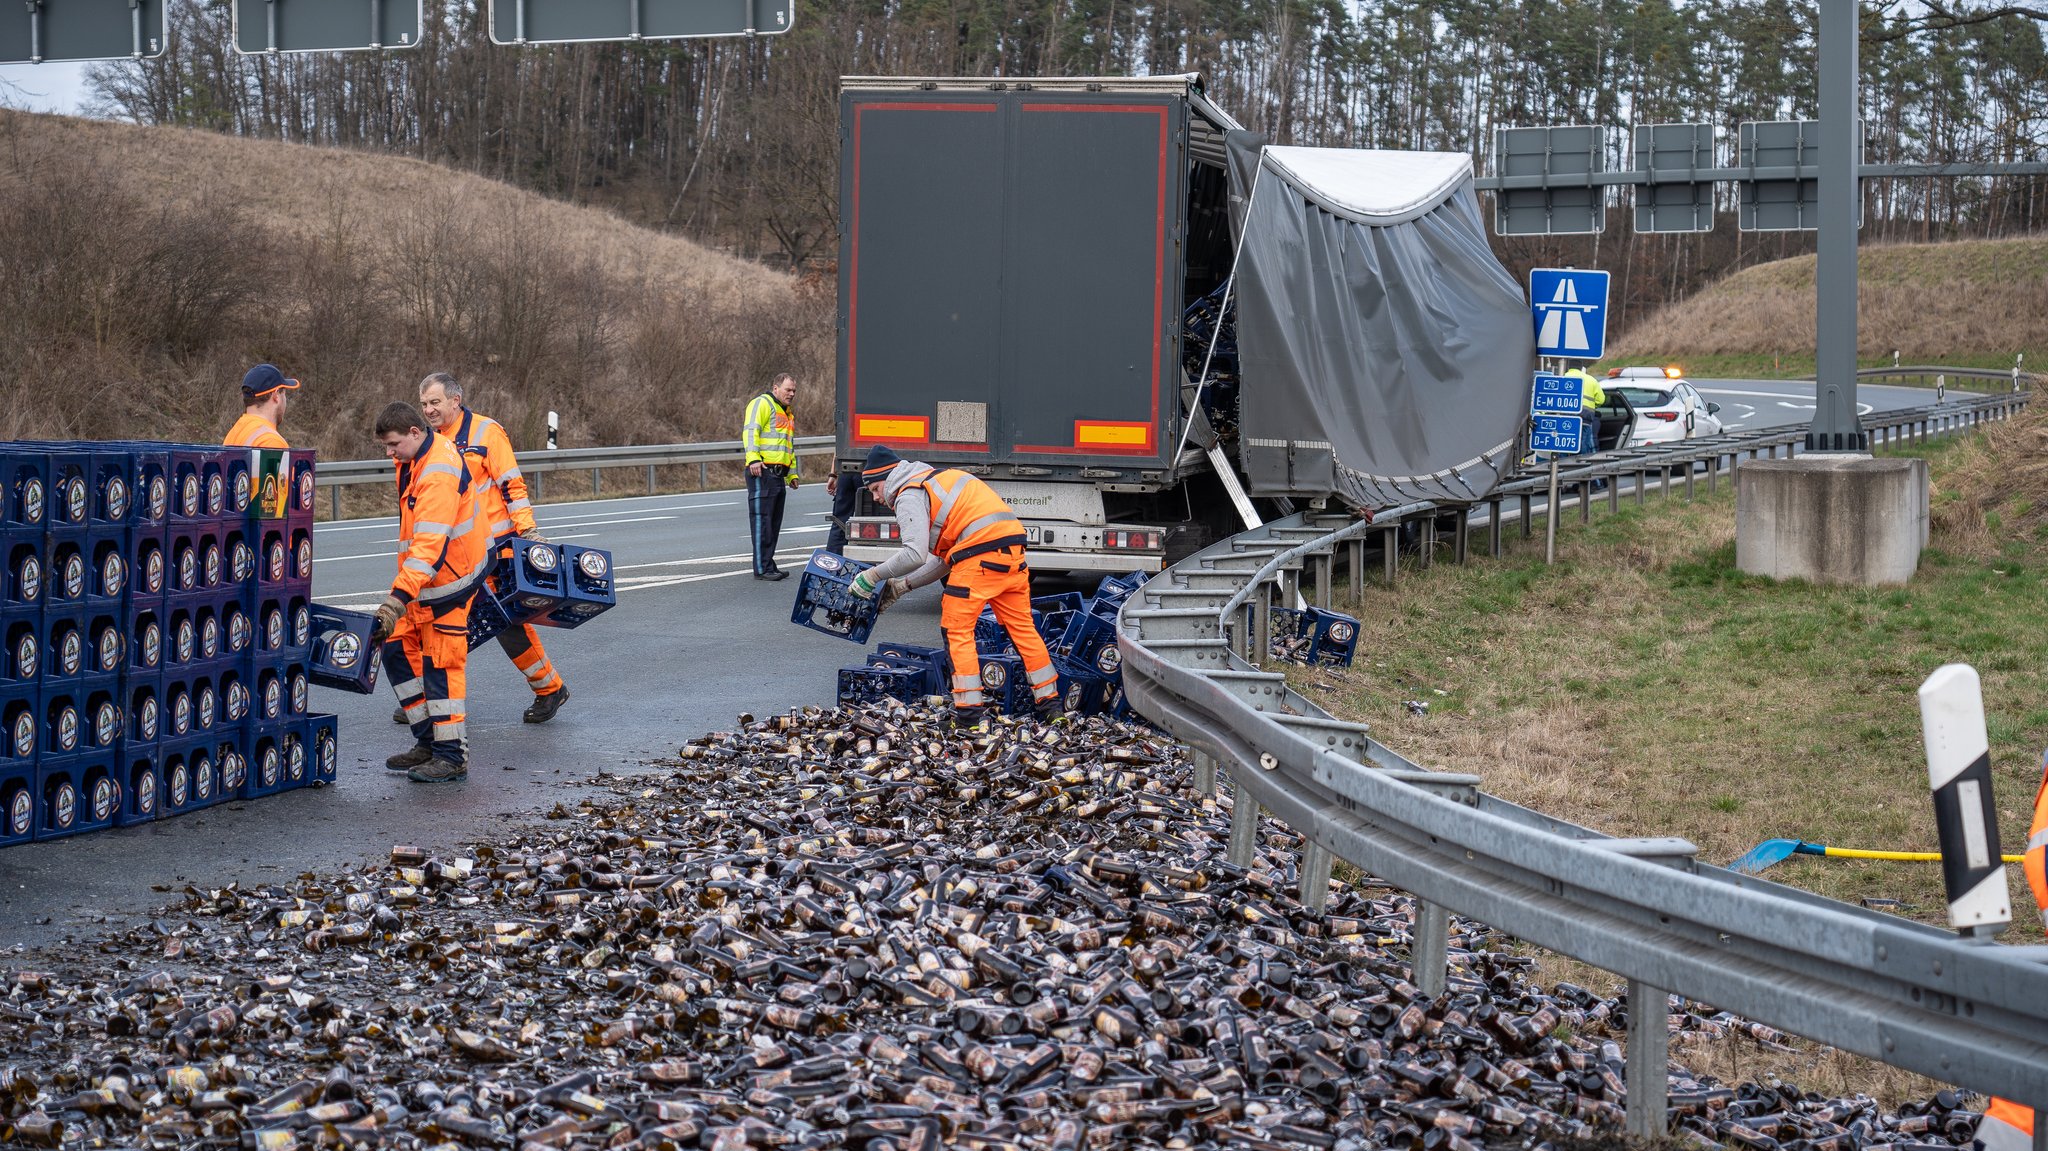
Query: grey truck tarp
1227 138 1534 508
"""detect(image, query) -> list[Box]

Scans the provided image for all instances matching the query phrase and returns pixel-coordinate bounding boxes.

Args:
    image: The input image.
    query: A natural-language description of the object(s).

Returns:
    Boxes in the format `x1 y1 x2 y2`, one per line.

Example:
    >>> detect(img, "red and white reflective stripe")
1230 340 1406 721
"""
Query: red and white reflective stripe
1974 1106 2033 1151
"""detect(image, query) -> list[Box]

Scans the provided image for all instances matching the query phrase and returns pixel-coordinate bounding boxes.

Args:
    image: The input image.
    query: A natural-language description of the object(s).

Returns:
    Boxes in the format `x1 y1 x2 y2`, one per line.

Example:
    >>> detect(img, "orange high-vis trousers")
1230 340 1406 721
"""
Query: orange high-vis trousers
939 545 1058 711
382 603 471 766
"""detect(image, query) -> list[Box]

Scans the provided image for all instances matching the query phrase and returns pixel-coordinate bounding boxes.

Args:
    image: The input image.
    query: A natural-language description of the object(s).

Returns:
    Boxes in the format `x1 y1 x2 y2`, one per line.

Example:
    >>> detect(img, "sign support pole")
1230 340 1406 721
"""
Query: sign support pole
1810 0 1865 452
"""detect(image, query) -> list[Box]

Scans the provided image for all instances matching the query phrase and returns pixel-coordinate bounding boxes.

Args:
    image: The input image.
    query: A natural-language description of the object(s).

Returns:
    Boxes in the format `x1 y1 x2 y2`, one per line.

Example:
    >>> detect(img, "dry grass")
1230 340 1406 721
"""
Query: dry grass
0 110 831 460
1610 236 2048 368
1928 399 2048 558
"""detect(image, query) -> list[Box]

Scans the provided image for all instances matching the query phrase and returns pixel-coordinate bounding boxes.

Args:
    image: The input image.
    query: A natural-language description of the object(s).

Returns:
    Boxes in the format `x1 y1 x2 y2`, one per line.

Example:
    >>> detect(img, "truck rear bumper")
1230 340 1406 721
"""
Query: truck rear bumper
842 545 1161 574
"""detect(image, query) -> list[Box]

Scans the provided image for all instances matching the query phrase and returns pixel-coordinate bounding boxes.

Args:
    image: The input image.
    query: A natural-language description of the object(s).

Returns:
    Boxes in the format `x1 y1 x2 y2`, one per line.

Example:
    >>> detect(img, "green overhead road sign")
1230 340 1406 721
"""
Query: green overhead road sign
1 0 166 64
232 0 423 54
488 0 794 44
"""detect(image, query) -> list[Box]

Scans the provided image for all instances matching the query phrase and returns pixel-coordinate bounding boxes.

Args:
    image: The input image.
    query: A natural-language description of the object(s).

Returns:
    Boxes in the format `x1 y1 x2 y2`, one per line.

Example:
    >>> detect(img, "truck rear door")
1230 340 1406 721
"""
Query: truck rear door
838 88 1186 472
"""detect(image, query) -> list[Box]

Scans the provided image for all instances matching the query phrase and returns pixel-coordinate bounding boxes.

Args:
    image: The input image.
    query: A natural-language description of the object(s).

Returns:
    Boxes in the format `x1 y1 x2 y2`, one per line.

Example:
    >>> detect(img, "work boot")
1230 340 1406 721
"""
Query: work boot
523 685 571 724
385 742 434 772
392 705 407 724
407 757 468 784
1034 698 1066 725
948 706 985 733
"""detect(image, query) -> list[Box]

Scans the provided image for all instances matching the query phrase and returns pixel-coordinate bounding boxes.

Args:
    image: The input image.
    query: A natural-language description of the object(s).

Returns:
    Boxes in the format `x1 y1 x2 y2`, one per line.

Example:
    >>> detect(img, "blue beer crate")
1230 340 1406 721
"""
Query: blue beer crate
42 530 89 608
199 451 229 520
837 663 926 708
0 450 49 531
34 753 118 840
84 610 126 678
191 592 239 665
973 607 1046 659
493 537 570 626
125 600 166 675
467 585 513 650
2 535 42 608
222 594 256 662
214 733 251 800
279 720 314 790
87 450 136 527
242 721 295 799
163 601 200 671
130 524 168 600
216 661 254 728
116 744 161 827
124 445 171 527
306 713 338 787
159 737 215 816
1094 571 1149 608
255 523 291 588
126 674 162 746
39 448 93 529
254 593 312 664
194 527 230 593
42 610 88 681
791 551 879 644
870 641 950 697
0 762 34 847
41 678 87 755
221 523 257 588
85 528 129 608
221 450 255 519
866 653 944 698
0 609 38 683
1269 606 1360 668
1053 660 1115 716
288 453 319 520
166 526 203 597
160 674 198 742
309 604 379 695
973 653 1033 714
1 682 38 767
1057 606 1124 679
79 675 124 756
287 524 314 586
181 667 225 739
554 544 615 626
168 448 211 522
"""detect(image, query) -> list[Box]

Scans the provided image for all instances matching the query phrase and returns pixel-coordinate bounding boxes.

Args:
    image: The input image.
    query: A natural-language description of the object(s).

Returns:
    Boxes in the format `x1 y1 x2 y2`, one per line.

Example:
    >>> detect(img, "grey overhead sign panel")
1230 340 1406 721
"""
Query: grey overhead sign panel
232 0 423 53
1492 125 1604 236
1 0 166 64
489 0 794 43
1740 119 1864 232
1633 122 1715 233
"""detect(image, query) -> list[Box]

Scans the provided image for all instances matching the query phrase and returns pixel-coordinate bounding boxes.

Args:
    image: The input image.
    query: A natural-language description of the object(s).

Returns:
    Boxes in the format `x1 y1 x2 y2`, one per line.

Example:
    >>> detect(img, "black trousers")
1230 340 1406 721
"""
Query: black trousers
747 468 789 574
824 473 858 554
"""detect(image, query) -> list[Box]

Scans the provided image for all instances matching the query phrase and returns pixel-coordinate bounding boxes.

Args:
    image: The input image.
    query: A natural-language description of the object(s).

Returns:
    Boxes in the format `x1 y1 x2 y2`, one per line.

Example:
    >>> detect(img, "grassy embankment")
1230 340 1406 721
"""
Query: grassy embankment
1606 236 2048 385
1305 406 2048 1099
0 110 831 516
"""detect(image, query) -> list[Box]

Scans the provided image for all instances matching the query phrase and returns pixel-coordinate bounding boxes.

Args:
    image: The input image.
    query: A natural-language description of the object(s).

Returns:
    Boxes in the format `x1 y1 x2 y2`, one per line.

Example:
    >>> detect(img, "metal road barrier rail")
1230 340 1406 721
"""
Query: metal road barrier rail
312 436 835 516
1115 390 2048 1139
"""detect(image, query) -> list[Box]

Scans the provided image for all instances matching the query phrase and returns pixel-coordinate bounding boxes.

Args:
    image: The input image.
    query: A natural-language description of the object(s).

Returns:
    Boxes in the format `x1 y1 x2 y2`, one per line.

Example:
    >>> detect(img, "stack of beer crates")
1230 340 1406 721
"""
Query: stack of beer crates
0 441 340 848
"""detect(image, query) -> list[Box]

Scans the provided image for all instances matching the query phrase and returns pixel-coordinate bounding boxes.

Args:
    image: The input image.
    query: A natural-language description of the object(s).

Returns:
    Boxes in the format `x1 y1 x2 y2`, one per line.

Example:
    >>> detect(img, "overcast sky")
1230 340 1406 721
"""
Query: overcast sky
0 61 96 116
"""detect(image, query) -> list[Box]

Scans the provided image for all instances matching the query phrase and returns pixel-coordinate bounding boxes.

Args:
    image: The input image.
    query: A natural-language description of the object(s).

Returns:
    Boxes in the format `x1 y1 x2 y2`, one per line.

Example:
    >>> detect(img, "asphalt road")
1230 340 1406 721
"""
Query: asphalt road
0 378 1955 947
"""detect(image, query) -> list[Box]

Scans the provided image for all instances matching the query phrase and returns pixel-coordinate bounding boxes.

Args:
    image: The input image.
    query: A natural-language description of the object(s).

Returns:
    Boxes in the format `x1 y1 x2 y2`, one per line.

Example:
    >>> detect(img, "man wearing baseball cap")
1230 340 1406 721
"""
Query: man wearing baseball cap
224 364 299 450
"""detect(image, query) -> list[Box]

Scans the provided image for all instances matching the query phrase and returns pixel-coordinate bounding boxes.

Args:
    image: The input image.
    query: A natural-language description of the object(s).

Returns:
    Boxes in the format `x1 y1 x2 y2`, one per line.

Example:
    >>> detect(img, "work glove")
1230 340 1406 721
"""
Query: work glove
519 526 549 544
370 594 405 645
848 571 879 600
877 578 910 612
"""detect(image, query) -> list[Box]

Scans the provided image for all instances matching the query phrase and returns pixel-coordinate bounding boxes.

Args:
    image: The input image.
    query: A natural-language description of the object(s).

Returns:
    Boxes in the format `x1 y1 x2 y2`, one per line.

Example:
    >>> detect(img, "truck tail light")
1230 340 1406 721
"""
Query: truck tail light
853 522 901 541
1106 530 1161 550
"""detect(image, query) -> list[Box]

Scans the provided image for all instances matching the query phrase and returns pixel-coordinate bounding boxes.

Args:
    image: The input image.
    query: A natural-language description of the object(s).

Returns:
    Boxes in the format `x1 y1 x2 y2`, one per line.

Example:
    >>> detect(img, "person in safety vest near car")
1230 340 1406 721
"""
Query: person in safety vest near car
415 372 571 724
1569 367 1605 456
1975 756 2047 1151
370 401 491 784
224 364 297 449
743 373 801 580
847 445 1061 730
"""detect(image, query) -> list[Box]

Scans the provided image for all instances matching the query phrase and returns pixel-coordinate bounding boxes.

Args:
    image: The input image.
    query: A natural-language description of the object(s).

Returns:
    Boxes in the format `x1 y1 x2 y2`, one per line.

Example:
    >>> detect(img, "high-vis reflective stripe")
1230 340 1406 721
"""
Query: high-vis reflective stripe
2032 829 2048 851
392 429 489 606
433 719 466 742
1027 663 1058 686
404 703 427 724
403 558 436 576
499 466 523 482
744 394 798 470
953 510 1022 545
391 677 424 699
425 698 462 717
954 689 985 707
415 553 492 604
507 498 532 512
1978 1103 2034 1151
412 521 454 536
421 463 461 478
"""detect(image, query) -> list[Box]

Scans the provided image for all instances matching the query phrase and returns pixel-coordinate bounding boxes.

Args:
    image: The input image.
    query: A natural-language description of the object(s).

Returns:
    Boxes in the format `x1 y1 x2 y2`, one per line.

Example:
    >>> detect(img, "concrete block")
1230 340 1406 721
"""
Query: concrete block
1735 455 1928 586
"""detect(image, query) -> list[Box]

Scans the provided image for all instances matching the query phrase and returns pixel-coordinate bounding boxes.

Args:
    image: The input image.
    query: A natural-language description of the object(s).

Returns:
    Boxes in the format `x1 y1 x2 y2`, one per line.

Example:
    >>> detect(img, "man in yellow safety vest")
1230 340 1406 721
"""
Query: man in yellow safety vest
743 373 800 581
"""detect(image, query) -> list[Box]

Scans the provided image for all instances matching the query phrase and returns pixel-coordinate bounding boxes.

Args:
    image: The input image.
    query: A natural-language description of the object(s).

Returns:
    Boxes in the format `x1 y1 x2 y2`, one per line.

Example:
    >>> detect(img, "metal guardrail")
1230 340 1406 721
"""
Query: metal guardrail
312 435 836 516
1115 390 2048 1140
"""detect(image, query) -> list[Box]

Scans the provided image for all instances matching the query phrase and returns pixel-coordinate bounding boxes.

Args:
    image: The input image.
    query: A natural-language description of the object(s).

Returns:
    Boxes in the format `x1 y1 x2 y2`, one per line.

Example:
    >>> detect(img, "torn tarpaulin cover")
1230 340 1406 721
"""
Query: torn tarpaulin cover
1228 136 1535 508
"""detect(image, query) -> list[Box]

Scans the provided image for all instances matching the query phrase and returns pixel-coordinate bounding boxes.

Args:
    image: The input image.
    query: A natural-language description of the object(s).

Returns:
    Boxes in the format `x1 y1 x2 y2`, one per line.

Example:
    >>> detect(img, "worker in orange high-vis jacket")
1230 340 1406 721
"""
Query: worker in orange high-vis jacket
848 445 1061 730
223 364 298 449
1976 756 2047 1151
370 401 491 784
416 373 570 724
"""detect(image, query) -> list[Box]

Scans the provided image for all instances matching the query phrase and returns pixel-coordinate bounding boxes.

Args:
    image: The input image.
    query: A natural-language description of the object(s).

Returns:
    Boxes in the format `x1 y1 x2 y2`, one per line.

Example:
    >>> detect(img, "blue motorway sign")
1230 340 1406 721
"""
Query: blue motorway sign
1529 268 1609 360
1531 372 1582 415
1530 413 1584 455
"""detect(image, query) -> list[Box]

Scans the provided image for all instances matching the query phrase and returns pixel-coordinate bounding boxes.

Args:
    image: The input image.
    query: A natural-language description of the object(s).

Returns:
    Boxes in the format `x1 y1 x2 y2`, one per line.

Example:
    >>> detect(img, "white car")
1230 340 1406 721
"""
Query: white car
1608 367 1723 445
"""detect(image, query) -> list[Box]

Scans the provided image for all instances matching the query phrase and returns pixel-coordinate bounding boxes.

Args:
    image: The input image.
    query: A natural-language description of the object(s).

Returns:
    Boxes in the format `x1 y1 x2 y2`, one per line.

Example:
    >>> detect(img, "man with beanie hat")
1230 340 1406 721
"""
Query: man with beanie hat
225 364 298 449
847 445 1061 729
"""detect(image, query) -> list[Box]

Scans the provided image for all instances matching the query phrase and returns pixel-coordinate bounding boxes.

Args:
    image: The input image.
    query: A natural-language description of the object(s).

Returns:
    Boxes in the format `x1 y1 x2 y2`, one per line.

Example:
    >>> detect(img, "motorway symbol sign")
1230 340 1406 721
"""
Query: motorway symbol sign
233 0 422 53
1 0 166 64
489 0 793 44
1529 413 1584 455
1530 372 1582 415
1529 268 1609 360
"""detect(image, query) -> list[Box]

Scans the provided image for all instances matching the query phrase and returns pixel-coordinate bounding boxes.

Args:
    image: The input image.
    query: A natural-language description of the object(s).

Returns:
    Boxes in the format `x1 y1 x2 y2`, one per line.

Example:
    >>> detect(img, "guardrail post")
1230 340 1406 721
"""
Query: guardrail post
1487 501 1503 557
1708 455 1718 493
1313 553 1332 609
1347 538 1365 606
1252 586 1272 666
1419 517 1436 570
699 462 709 490
1519 494 1532 539
330 486 340 520
532 473 544 502
592 468 602 497
1626 977 1671 1139
1413 899 1449 999
1634 470 1646 506
1228 785 1260 866
1607 473 1620 512
1453 508 1469 564
1382 526 1398 585
1684 460 1696 499
1192 750 1217 796
1298 840 1333 912
647 464 656 494
1579 479 1592 523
